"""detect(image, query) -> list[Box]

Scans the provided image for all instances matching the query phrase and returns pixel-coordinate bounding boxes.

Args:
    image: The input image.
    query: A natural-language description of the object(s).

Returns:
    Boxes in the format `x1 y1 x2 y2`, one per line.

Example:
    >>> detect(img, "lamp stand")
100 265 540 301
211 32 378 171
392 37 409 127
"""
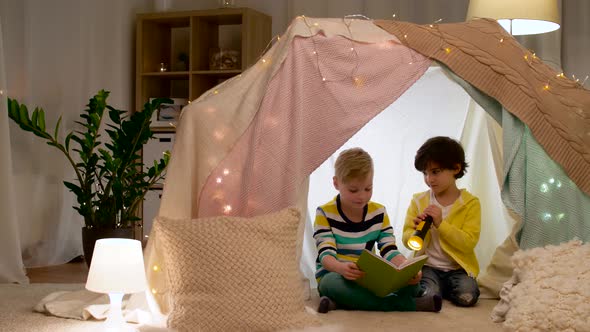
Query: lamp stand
105 292 128 331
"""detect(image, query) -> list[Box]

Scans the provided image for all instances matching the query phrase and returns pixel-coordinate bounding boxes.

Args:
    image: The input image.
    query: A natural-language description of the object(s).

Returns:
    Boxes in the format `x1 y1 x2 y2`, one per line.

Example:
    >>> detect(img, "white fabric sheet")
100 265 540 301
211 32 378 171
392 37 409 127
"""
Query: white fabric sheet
304 66 510 286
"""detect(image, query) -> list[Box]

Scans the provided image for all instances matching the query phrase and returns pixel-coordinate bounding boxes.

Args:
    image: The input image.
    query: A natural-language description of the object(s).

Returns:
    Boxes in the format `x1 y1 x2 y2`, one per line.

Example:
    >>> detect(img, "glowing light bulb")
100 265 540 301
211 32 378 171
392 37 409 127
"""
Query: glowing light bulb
216 177 222 184
223 169 230 175
262 59 266 63
353 77 364 87
444 47 451 54
153 265 159 271
540 183 549 193
322 77 326 81
151 288 157 294
313 51 317 55
223 205 232 214
500 38 504 43
213 130 225 140
543 84 550 91
0 90 3 95
542 213 552 222
214 90 219 94
350 47 354 51
549 178 555 184
524 55 529 60
557 213 565 221
556 180 562 188
403 34 408 39
313 23 319 27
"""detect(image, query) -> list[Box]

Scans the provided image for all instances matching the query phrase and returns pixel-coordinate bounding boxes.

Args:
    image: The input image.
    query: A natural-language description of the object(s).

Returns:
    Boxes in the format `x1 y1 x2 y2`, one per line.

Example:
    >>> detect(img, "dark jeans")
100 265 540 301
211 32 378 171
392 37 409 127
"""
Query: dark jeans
420 265 480 307
318 272 419 311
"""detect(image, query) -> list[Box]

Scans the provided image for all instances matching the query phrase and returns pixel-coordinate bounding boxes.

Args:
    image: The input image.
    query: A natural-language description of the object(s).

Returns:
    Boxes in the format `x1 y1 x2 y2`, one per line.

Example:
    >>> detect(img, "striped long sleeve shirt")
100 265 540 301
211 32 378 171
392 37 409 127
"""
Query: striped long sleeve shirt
313 195 401 281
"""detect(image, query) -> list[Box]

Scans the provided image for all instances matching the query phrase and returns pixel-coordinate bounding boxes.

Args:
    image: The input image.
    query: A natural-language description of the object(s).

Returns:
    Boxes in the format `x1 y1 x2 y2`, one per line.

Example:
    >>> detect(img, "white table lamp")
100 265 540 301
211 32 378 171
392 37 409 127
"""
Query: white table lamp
466 0 560 35
86 238 148 331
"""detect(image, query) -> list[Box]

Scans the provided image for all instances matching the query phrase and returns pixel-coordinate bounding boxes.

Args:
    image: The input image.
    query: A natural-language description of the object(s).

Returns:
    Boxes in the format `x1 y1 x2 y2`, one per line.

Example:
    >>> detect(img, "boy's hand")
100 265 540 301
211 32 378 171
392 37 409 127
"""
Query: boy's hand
390 255 421 285
390 254 407 267
423 205 443 227
412 215 425 229
408 270 422 285
338 262 365 280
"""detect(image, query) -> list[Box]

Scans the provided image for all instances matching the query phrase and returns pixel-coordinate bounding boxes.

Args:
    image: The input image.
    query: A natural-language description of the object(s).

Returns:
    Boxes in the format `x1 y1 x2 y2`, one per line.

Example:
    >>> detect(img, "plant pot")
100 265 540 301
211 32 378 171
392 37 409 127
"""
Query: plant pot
82 227 135 268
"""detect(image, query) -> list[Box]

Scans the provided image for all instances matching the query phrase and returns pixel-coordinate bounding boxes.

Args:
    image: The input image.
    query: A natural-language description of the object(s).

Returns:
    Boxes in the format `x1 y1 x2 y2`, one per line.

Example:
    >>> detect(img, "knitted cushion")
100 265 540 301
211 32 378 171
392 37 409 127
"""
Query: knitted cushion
503 240 590 331
154 207 319 331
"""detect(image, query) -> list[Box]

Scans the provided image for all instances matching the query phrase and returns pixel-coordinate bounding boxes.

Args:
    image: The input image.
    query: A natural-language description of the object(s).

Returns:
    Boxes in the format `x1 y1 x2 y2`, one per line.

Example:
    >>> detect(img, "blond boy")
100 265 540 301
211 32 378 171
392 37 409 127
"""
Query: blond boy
314 147 441 313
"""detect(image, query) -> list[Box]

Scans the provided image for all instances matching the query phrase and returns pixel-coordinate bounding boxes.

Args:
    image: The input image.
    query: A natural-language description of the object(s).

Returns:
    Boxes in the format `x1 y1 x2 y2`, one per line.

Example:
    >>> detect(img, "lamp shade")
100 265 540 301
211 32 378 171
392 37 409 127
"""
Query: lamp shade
85 238 148 294
466 0 560 35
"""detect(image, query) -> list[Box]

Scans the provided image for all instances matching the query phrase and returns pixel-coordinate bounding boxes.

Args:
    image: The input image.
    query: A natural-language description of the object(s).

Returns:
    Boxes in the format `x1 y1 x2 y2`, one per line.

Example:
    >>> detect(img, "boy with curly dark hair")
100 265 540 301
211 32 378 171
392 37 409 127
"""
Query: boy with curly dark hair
403 136 481 307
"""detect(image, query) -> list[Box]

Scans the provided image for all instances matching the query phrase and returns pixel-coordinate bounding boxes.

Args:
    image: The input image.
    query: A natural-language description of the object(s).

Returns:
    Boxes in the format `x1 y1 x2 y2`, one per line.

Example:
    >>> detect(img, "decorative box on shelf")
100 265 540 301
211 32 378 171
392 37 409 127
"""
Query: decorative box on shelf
209 48 240 70
149 97 188 127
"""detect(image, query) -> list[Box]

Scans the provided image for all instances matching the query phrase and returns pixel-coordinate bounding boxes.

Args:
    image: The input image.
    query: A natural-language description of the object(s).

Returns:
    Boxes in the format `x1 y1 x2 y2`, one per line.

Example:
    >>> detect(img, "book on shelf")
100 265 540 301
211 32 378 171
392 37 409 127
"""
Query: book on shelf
355 249 428 297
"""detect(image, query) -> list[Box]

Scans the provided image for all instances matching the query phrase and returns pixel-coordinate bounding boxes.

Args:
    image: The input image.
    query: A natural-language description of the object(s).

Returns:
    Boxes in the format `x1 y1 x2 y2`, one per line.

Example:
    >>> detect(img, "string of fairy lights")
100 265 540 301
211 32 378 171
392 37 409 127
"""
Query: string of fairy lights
146 15 590 294
301 15 363 84
400 16 588 94
406 18 587 226
200 13 589 218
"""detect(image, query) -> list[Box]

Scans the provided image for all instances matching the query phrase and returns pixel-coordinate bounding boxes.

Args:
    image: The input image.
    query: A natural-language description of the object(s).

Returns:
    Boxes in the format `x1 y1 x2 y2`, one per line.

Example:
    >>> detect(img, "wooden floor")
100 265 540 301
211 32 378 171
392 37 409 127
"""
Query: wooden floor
26 260 89 284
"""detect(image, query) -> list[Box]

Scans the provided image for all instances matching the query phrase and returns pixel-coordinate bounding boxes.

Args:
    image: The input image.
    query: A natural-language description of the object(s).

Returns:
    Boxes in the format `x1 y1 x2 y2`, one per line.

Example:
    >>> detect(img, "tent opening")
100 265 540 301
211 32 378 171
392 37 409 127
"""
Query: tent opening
300 65 513 286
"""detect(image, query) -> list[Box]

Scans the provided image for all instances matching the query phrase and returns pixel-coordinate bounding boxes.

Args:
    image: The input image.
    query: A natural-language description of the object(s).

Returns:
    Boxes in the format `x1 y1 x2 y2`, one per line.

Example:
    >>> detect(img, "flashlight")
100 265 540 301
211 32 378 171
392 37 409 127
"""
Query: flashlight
407 215 433 251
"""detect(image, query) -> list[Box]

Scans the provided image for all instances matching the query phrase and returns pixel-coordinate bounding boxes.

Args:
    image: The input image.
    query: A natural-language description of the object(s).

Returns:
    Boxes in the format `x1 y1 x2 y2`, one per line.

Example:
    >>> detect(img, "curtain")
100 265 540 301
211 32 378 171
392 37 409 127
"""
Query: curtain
0 0 151 280
0 15 28 284
561 0 590 86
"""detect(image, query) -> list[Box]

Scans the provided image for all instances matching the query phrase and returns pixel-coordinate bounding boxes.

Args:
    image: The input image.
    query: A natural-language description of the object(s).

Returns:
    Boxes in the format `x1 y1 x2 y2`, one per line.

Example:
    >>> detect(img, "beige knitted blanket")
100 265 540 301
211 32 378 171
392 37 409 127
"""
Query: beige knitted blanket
375 18 590 196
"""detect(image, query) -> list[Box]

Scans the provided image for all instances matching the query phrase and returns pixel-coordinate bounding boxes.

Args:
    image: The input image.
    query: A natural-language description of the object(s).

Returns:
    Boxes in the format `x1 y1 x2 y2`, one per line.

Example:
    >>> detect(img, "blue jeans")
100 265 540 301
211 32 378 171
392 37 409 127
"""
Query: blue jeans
420 266 480 307
318 272 420 311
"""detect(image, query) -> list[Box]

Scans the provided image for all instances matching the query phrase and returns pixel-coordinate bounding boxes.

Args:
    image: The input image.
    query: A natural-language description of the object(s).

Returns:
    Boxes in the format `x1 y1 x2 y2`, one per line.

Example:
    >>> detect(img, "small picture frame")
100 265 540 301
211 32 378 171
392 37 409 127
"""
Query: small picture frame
149 98 188 126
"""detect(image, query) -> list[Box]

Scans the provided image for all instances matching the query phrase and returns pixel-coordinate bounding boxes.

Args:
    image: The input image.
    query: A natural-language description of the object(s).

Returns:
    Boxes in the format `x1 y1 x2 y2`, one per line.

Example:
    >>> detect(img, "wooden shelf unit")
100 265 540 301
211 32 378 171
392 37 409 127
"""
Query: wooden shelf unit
135 7 272 122
135 8 271 237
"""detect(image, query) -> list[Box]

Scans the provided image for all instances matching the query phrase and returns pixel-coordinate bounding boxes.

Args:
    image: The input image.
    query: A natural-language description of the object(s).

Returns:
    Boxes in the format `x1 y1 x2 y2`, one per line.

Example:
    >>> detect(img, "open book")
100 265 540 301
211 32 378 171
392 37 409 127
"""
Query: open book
355 249 428 297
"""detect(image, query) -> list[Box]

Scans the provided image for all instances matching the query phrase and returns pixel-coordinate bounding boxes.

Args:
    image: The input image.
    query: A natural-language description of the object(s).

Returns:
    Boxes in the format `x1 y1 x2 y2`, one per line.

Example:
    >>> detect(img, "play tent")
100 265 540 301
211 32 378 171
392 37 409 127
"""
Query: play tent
145 17 590 313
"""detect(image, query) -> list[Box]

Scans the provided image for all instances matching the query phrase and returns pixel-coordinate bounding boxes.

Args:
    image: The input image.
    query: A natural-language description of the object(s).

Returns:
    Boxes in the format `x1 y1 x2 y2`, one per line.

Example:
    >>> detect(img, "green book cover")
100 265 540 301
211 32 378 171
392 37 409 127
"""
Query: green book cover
355 249 428 297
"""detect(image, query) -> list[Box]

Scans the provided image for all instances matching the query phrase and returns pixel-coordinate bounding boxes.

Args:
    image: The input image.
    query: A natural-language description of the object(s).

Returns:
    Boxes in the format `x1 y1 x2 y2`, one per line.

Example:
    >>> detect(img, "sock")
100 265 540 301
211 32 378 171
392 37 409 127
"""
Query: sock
317 296 337 314
415 293 442 312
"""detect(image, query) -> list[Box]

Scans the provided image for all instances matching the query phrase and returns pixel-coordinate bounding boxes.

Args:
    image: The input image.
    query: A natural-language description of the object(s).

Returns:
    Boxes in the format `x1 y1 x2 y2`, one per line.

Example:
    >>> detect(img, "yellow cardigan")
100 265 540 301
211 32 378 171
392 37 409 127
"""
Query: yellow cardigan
402 189 481 278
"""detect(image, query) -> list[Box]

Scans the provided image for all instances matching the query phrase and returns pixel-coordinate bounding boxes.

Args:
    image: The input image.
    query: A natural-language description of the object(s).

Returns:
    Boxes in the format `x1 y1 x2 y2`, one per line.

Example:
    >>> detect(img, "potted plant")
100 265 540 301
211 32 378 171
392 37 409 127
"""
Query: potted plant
7 90 172 266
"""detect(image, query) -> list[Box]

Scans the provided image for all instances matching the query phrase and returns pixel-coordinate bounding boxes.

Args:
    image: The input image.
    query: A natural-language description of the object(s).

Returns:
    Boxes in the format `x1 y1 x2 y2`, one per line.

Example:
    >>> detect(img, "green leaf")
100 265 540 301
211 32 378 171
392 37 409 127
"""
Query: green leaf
65 132 73 151
18 104 31 127
31 109 39 128
38 108 46 132
63 181 83 196
54 116 62 140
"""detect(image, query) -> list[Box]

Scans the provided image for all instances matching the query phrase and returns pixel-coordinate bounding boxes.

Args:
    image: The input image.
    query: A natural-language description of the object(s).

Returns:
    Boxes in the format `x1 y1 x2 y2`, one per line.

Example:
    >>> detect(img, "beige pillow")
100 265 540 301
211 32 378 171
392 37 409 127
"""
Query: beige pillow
154 207 320 331
503 240 590 332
